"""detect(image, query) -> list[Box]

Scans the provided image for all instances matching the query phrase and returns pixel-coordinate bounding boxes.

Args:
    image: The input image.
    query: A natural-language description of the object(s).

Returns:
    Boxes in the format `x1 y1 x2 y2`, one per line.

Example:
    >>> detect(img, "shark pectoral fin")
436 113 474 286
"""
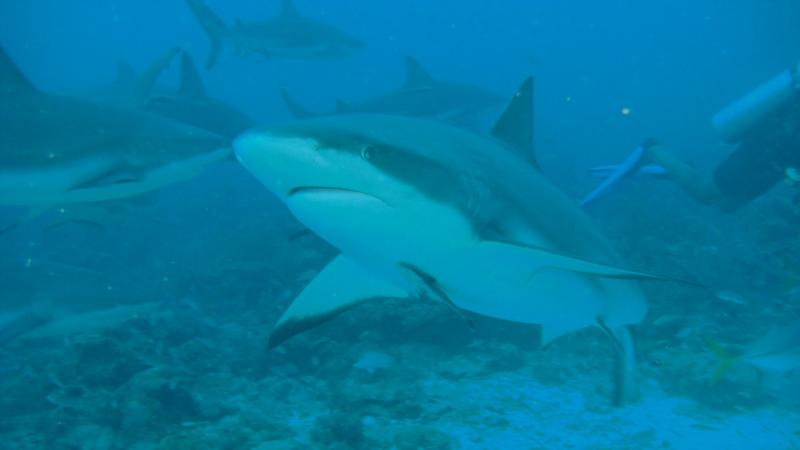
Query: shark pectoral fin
67 166 146 192
0 205 52 235
269 256 408 348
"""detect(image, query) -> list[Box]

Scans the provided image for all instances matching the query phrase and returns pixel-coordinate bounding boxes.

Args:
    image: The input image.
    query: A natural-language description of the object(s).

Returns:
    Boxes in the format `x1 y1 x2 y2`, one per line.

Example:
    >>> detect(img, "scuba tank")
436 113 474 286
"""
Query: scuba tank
712 62 800 144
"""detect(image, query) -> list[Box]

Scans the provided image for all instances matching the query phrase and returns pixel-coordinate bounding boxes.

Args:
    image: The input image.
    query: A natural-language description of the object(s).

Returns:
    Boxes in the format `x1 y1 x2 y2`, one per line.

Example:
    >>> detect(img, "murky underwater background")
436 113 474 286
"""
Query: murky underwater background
1 1 800 448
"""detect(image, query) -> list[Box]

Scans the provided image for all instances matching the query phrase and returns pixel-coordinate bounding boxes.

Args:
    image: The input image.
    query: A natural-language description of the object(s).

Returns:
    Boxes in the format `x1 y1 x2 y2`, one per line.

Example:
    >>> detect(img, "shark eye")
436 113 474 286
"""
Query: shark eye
361 145 376 161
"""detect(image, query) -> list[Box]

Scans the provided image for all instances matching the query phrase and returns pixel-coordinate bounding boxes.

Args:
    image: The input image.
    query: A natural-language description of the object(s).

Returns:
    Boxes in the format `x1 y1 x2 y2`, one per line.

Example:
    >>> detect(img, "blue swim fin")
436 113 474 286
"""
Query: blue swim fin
580 139 661 206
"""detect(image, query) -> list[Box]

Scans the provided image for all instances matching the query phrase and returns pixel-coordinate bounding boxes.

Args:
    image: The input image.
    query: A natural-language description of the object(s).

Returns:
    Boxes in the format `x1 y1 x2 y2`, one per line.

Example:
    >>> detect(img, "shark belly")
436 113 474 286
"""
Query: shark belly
286 189 646 337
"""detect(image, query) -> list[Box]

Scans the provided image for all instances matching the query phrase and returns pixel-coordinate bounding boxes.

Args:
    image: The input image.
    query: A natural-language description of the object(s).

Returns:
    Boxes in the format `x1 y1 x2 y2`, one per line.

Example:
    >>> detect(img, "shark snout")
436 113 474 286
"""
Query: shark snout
233 129 321 199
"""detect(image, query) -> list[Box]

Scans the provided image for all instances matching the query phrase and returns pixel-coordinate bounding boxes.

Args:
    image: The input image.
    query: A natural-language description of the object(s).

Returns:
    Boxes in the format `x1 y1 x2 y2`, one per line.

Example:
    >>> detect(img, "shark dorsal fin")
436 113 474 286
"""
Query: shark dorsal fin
280 0 300 18
491 76 537 169
133 47 178 106
280 87 316 119
404 56 433 87
178 51 207 98
0 46 36 93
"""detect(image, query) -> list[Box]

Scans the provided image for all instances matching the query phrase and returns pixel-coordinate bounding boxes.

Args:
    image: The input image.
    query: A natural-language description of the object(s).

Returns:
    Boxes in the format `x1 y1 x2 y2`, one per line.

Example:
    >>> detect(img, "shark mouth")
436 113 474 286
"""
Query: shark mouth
288 186 388 204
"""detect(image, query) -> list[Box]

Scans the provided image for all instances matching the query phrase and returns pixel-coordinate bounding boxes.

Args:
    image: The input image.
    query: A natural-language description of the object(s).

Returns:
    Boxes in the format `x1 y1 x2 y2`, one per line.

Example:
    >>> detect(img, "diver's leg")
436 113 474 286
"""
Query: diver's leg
711 140 785 211
645 147 723 206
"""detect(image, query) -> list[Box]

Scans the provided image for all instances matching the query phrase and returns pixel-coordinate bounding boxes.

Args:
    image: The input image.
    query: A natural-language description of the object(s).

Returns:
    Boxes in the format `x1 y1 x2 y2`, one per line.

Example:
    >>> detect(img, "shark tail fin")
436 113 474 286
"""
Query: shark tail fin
491 76 537 169
185 0 228 69
178 51 207 98
707 338 738 384
0 46 36 93
280 87 316 119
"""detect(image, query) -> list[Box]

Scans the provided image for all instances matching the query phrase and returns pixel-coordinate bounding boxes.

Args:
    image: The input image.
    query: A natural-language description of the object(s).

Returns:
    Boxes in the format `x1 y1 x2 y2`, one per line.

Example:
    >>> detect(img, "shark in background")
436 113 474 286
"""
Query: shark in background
0 46 230 208
281 56 506 129
144 51 256 139
235 77 692 404
83 48 181 107
186 0 365 69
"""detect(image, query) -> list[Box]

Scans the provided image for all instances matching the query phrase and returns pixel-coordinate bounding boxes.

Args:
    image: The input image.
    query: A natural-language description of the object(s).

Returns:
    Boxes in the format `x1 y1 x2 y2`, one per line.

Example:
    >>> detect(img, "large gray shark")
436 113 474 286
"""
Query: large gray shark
186 0 365 69
281 56 505 128
0 46 230 206
235 77 686 404
144 51 256 139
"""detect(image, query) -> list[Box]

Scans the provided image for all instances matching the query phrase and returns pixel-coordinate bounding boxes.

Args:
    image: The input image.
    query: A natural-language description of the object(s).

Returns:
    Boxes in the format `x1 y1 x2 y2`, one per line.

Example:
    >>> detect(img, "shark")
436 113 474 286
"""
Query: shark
86 48 181 107
234 77 690 404
0 46 230 207
144 51 256 139
186 0 365 69
281 56 505 128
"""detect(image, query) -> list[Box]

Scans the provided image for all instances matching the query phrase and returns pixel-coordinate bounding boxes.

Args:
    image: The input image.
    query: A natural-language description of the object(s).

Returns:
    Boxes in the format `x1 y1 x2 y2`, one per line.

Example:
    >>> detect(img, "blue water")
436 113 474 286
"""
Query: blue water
1 1 800 448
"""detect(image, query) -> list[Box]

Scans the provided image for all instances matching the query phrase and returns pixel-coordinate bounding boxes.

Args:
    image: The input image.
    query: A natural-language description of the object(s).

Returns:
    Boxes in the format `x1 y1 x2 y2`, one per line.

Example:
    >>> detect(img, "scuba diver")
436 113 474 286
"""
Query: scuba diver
582 62 800 211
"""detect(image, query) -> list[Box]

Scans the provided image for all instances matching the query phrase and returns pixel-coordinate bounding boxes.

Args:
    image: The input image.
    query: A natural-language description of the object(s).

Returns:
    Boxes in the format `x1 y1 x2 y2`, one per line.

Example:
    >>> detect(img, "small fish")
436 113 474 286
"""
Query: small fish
353 351 395 374
690 423 720 432
710 324 800 382
714 290 747 305
19 303 164 341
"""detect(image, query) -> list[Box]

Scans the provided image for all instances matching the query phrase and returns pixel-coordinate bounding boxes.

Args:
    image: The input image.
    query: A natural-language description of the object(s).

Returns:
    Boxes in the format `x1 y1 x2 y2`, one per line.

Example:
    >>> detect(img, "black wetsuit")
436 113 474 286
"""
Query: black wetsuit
712 97 800 210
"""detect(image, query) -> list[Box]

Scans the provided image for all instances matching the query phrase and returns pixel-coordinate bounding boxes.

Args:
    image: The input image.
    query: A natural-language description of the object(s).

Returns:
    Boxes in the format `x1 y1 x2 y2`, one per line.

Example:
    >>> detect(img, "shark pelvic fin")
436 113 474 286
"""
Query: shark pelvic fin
398 262 475 331
178 51 207 98
269 255 408 348
0 46 36 93
403 56 434 87
491 76 537 169
67 166 146 192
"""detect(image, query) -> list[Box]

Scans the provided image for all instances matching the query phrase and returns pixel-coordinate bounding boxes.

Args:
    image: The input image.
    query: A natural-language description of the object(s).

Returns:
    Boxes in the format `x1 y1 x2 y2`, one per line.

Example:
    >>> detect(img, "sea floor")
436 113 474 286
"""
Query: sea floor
1 294 797 450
